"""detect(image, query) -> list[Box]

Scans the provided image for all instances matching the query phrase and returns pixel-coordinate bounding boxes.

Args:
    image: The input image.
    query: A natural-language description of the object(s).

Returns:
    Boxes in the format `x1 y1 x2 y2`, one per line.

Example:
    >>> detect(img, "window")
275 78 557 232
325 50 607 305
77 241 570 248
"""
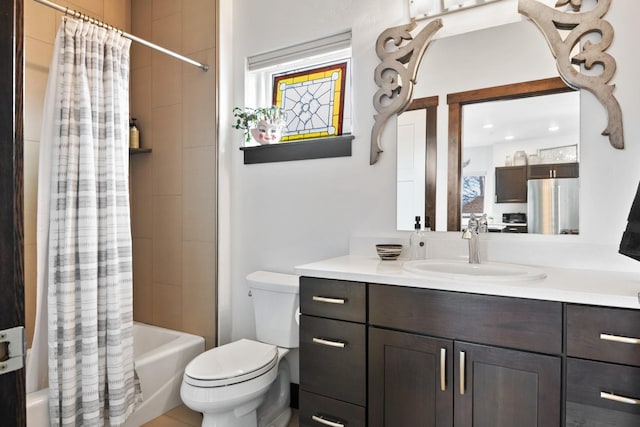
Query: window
273 60 349 142
245 31 352 142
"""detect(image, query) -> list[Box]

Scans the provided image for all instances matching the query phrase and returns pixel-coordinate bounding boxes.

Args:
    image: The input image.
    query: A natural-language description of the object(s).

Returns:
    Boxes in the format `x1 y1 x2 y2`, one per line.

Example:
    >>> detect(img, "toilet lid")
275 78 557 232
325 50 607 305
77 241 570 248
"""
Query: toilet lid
184 339 278 387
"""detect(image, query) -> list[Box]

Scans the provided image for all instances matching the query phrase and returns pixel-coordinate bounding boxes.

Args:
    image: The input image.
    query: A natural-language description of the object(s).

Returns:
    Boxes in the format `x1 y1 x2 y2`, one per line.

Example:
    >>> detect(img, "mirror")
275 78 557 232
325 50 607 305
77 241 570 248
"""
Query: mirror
394 19 581 232
397 77 581 233
458 85 580 234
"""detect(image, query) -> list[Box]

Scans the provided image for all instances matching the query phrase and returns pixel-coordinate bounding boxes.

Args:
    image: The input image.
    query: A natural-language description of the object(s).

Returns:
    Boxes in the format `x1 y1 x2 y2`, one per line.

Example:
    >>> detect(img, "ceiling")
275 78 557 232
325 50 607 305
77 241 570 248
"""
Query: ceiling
462 91 580 148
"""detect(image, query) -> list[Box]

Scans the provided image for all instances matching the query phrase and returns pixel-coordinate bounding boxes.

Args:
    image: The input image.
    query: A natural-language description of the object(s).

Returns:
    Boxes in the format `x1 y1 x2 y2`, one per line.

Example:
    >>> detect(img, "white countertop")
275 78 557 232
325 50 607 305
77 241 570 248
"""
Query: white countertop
295 255 640 309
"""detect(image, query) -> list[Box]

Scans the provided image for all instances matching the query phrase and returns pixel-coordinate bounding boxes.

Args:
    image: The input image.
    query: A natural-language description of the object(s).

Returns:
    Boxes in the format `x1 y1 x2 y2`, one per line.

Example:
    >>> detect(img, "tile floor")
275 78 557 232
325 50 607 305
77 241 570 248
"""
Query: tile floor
142 405 299 427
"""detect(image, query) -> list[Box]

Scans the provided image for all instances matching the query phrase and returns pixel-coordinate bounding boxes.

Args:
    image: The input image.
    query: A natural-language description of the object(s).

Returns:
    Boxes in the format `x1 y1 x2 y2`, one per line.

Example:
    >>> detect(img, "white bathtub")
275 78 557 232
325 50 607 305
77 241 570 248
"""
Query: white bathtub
26 322 205 427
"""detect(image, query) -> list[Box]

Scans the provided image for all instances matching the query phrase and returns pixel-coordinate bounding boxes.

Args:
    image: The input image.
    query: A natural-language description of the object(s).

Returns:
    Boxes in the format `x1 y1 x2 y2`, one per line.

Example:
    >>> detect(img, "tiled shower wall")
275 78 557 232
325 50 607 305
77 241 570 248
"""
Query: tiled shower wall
129 0 217 348
23 0 218 349
24 0 131 347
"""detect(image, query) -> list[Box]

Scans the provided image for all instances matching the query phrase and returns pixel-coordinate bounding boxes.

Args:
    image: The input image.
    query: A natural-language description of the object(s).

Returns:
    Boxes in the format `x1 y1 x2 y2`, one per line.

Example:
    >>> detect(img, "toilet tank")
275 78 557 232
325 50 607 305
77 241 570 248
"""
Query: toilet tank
247 271 300 348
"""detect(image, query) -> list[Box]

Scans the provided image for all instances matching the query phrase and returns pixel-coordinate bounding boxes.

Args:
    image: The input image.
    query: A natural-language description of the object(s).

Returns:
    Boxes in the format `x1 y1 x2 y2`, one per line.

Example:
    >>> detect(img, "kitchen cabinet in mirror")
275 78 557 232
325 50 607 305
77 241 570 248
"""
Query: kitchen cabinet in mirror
495 166 527 204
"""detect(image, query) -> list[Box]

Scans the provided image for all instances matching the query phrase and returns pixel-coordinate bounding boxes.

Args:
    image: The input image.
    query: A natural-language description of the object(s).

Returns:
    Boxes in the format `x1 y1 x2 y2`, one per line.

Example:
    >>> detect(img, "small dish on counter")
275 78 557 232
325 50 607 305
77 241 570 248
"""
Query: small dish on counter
376 244 403 261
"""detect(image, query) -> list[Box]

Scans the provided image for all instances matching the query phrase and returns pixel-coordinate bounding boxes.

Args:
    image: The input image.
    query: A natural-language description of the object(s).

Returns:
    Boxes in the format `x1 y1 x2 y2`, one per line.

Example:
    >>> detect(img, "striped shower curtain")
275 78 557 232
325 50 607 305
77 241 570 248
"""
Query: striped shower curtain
37 18 141 426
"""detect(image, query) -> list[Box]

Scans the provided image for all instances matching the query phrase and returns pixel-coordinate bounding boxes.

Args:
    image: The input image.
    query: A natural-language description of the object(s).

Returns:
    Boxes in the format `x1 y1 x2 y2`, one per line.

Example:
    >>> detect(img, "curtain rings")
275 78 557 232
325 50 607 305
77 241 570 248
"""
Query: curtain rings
61 6 124 35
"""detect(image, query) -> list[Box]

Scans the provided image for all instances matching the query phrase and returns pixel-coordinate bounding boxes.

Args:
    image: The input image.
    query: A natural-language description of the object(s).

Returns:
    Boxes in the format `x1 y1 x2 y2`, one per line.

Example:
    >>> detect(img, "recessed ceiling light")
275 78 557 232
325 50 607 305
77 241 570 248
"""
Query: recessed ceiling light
504 135 514 140
482 123 494 129
548 125 560 132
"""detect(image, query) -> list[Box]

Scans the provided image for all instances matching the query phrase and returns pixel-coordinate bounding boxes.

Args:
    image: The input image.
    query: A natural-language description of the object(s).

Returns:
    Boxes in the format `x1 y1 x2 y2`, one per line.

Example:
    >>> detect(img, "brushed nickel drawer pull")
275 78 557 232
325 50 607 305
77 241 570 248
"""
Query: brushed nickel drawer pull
440 347 447 391
313 337 346 348
600 333 640 345
600 391 640 405
312 296 346 305
459 351 466 395
312 415 345 427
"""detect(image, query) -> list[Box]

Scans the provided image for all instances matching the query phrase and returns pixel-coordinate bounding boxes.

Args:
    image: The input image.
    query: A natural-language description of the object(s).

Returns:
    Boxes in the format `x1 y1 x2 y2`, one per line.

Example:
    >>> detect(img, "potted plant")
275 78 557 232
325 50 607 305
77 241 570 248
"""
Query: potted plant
232 106 286 145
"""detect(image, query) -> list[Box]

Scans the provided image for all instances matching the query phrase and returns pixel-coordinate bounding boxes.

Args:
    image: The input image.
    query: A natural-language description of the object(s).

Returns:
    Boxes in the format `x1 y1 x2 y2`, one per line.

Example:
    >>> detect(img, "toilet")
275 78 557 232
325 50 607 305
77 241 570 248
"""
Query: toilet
180 271 299 427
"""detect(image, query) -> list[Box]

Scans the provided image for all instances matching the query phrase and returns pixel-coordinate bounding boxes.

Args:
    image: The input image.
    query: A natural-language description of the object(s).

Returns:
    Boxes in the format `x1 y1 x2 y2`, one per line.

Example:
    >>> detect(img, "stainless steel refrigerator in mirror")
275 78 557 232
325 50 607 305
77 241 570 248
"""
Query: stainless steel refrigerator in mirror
527 178 579 234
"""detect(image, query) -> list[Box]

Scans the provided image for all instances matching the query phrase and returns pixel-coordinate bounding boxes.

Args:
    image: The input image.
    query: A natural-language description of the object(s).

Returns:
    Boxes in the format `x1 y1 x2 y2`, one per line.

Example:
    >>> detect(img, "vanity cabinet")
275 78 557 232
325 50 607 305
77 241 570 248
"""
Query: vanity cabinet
565 305 640 426
495 165 527 203
369 284 562 427
528 162 579 179
299 277 367 427
299 276 639 426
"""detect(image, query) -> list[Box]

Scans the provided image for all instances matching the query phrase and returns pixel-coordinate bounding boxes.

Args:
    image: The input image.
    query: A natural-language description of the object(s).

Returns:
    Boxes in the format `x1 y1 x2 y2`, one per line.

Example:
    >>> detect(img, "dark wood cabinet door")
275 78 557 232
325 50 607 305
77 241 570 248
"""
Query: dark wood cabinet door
454 342 561 427
495 166 527 203
0 0 25 425
553 162 579 178
369 327 454 427
528 162 579 179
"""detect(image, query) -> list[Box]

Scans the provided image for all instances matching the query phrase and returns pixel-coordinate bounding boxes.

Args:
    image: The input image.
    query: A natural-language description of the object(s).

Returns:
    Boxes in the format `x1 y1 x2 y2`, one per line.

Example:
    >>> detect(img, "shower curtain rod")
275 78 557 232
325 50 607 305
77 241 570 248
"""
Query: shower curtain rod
32 0 209 71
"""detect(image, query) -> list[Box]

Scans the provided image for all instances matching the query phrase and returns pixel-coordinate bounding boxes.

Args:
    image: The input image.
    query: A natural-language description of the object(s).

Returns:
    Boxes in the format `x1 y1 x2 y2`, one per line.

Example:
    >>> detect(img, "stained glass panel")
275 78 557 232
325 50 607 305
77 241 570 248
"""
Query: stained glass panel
273 62 347 142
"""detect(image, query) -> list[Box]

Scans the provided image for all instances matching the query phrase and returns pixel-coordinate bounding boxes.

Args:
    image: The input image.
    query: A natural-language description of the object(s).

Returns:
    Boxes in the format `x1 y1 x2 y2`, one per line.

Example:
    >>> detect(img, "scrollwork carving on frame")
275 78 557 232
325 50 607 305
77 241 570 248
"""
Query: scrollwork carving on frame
370 19 442 165
519 0 623 149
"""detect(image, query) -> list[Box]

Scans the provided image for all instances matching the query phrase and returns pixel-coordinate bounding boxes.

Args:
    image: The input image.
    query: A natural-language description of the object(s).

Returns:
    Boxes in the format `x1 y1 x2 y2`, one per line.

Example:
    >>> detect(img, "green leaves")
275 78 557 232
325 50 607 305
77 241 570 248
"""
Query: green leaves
232 106 286 142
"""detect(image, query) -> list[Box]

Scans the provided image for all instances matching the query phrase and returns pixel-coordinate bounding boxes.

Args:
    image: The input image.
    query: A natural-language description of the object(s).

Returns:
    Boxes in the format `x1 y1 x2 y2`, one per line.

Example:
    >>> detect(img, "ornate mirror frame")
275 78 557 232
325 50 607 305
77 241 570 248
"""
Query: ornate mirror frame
371 0 623 165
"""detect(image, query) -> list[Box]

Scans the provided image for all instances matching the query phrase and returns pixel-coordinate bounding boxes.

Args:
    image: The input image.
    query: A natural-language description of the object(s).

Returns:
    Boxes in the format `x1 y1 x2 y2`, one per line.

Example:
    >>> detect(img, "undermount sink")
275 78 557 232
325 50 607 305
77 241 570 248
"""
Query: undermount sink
403 259 547 282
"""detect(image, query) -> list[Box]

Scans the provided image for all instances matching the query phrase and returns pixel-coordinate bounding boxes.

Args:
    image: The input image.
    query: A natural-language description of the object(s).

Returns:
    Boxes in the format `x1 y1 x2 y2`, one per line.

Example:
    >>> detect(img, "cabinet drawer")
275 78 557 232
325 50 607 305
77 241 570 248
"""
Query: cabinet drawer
300 390 366 427
567 358 640 426
567 305 640 366
300 277 366 323
369 284 562 354
300 315 366 405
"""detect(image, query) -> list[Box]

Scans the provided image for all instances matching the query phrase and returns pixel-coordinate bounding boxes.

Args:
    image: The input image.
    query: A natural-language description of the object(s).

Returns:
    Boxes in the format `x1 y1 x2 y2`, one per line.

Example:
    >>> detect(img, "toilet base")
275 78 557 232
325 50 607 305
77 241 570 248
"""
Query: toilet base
198 360 291 427
257 356 291 427
263 408 291 427
201 409 257 427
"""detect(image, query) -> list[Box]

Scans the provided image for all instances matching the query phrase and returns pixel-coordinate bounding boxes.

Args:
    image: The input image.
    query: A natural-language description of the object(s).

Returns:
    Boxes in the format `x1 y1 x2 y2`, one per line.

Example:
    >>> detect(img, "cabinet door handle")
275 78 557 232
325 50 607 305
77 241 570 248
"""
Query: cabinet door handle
600 391 640 405
311 415 345 427
312 296 346 305
600 333 640 345
549 170 553 178
459 351 466 395
440 347 447 391
312 337 346 348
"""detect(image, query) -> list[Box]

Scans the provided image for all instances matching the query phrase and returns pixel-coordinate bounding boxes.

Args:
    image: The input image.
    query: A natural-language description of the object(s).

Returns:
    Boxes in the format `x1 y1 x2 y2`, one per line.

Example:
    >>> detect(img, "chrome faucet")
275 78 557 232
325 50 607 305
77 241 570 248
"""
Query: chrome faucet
462 214 480 264
478 213 488 233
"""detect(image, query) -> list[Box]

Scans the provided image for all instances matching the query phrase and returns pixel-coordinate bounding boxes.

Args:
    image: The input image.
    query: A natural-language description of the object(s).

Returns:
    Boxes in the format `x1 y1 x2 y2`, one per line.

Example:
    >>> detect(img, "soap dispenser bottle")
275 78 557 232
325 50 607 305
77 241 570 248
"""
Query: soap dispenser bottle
410 216 426 260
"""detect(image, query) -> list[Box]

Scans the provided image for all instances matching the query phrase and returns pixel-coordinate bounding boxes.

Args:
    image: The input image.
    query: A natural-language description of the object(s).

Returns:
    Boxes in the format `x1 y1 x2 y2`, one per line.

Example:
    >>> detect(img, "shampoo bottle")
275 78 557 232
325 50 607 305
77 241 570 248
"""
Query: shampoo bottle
129 118 140 149
410 216 426 260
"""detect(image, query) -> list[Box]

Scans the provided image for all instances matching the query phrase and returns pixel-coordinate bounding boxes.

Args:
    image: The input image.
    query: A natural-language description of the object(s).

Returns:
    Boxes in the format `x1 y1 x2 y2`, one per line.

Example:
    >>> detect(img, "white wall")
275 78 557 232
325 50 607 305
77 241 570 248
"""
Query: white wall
220 0 640 362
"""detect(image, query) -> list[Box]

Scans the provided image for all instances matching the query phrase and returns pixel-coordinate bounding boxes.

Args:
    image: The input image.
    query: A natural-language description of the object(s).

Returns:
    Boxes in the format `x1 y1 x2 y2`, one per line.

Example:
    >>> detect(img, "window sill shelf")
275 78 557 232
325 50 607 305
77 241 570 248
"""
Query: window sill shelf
239 134 353 164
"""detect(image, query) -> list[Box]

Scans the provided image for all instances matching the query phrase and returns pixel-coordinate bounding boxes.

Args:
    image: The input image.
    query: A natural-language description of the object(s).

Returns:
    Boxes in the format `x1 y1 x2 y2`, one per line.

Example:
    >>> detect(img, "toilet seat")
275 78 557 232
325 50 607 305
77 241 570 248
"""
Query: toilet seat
184 339 278 388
